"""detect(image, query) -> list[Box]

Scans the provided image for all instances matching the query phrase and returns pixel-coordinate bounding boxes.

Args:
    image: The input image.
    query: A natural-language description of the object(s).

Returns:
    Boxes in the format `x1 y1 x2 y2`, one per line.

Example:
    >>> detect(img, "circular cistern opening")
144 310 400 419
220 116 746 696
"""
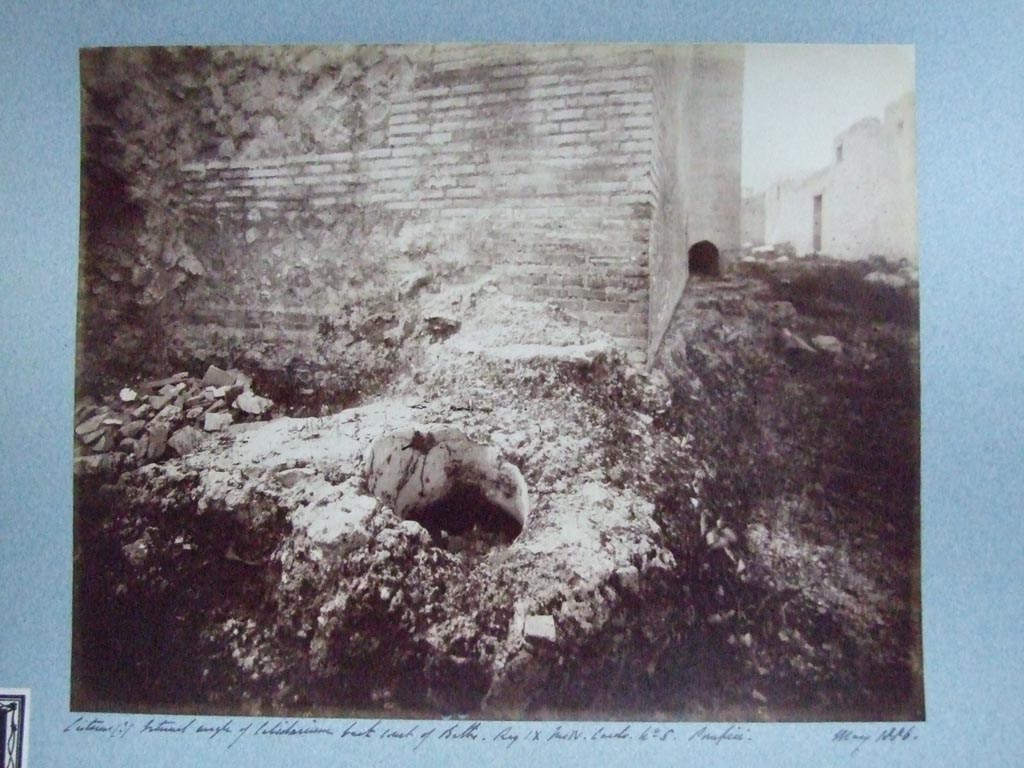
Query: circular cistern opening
364 426 529 556
688 240 721 277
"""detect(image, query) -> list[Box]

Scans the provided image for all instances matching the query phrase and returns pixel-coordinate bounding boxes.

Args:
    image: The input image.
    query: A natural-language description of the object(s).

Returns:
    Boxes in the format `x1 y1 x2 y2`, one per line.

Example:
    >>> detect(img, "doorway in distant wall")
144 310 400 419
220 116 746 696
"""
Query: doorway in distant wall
688 240 720 277
812 194 823 252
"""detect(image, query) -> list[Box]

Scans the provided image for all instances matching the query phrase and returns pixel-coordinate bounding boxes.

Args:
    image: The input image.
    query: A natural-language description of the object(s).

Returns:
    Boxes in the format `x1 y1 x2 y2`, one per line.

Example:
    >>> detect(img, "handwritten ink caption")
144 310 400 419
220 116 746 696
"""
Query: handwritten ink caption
833 725 919 756
63 717 754 751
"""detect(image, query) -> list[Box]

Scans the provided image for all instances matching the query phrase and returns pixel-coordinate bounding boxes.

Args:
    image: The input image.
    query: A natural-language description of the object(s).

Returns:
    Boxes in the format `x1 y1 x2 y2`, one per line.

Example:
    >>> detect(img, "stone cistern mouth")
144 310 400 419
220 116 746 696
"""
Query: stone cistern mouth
364 426 529 551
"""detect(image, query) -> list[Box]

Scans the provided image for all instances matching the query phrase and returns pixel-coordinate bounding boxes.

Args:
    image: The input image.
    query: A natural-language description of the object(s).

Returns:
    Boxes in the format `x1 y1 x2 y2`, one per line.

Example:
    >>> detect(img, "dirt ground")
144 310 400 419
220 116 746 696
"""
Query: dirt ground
72 253 922 721
653 254 921 719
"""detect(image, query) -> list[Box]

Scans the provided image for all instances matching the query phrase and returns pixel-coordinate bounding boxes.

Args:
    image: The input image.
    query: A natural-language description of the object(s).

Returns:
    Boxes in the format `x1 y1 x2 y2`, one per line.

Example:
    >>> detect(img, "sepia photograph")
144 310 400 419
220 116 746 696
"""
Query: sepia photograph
72 42 922 722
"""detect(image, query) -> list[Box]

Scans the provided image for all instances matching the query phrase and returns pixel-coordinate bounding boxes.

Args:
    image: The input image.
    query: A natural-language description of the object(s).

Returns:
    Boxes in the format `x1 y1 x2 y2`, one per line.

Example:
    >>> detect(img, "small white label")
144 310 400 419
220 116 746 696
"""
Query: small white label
0 689 29 768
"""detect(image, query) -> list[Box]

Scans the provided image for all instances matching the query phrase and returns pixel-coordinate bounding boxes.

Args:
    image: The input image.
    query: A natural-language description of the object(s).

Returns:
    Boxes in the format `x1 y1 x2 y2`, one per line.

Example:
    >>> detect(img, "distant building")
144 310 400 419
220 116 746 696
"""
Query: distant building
761 92 917 262
741 187 765 247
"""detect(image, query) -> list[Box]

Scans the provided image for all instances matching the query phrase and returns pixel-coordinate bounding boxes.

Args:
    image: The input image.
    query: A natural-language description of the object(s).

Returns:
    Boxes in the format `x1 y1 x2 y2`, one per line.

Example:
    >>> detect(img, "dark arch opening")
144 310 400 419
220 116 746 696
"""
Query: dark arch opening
688 240 721 277
410 482 523 551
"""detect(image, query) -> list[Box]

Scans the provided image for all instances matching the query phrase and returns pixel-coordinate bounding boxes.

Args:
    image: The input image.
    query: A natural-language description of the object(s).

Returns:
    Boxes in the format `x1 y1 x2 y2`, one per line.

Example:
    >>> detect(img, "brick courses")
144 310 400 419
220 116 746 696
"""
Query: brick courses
178 45 744 365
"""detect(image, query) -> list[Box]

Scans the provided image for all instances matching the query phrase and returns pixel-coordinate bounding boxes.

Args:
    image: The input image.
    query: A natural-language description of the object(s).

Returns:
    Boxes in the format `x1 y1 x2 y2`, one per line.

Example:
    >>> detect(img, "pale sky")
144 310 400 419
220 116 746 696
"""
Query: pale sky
742 44 915 193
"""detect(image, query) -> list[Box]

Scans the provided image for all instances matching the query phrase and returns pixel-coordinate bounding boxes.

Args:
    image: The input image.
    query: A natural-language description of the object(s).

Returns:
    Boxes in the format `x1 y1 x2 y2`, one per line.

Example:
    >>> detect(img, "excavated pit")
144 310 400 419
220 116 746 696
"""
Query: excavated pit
365 426 529 556
408 482 523 554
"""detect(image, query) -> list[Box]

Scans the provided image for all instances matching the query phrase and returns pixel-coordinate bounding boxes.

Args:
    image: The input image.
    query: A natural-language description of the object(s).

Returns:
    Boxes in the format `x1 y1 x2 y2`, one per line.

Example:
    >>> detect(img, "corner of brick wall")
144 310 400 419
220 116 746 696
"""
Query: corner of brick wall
645 48 690 365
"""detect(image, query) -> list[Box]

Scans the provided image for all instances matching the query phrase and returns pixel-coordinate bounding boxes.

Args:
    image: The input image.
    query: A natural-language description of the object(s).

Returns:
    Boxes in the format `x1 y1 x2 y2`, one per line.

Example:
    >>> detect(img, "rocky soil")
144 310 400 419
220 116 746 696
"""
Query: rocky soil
73 254 922 721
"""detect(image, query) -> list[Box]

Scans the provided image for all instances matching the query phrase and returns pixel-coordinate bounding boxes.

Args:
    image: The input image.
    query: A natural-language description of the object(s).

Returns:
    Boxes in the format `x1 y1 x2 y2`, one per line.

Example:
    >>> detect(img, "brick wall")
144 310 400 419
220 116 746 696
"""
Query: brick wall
179 46 654 359
173 44 744 369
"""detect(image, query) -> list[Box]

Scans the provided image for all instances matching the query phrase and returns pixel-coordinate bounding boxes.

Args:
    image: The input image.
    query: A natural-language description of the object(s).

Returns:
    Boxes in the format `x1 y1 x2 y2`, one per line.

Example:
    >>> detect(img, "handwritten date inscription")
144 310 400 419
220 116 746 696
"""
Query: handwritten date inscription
833 726 918 755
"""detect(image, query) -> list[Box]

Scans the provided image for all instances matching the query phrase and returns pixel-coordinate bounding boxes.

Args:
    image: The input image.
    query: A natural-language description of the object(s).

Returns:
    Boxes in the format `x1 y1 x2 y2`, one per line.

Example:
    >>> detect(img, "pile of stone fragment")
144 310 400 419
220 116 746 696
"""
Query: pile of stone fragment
74 365 274 470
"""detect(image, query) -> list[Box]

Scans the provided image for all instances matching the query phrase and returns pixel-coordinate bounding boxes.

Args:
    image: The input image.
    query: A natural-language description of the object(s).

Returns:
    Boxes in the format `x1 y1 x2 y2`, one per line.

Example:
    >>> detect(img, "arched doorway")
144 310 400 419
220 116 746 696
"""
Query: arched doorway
688 240 721 277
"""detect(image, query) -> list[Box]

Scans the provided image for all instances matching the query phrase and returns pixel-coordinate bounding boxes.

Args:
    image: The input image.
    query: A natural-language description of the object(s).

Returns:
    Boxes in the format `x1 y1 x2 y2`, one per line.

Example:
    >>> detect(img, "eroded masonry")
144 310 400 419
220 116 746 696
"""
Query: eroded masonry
82 44 743 385
75 44 924 721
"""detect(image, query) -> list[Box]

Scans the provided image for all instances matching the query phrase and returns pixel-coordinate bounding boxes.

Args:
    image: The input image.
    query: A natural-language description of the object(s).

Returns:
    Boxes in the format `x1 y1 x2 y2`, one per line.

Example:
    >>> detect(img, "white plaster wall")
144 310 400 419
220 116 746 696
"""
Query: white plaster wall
683 45 745 263
763 93 917 262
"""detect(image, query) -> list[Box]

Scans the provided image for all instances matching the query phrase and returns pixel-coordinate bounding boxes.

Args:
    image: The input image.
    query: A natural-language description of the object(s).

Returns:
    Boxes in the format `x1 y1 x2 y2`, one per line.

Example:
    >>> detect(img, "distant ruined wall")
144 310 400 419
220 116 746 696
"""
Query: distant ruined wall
764 93 917 262
764 167 829 253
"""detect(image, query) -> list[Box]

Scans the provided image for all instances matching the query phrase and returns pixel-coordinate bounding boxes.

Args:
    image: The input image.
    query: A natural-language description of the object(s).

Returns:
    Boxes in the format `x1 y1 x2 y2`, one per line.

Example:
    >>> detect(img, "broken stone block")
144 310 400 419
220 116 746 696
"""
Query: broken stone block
524 615 557 643
227 369 253 391
276 467 316 488
75 412 107 436
94 430 116 453
119 387 138 403
133 435 149 461
185 406 205 421
206 385 232 400
201 364 237 388
146 424 169 460
811 335 843 355
74 401 97 421
168 426 204 456
149 393 174 411
158 382 186 397
234 390 272 416
143 372 189 390
79 427 106 446
131 403 151 419
203 411 234 432
120 420 146 439
153 404 183 425
119 437 138 454
74 453 121 477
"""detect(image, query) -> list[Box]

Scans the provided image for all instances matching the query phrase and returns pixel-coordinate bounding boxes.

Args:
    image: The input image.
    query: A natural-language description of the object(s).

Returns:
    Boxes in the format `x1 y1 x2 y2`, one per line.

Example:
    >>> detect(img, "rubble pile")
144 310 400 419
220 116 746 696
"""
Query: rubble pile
73 283 698 718
72 259 921 720
73 365 274 475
